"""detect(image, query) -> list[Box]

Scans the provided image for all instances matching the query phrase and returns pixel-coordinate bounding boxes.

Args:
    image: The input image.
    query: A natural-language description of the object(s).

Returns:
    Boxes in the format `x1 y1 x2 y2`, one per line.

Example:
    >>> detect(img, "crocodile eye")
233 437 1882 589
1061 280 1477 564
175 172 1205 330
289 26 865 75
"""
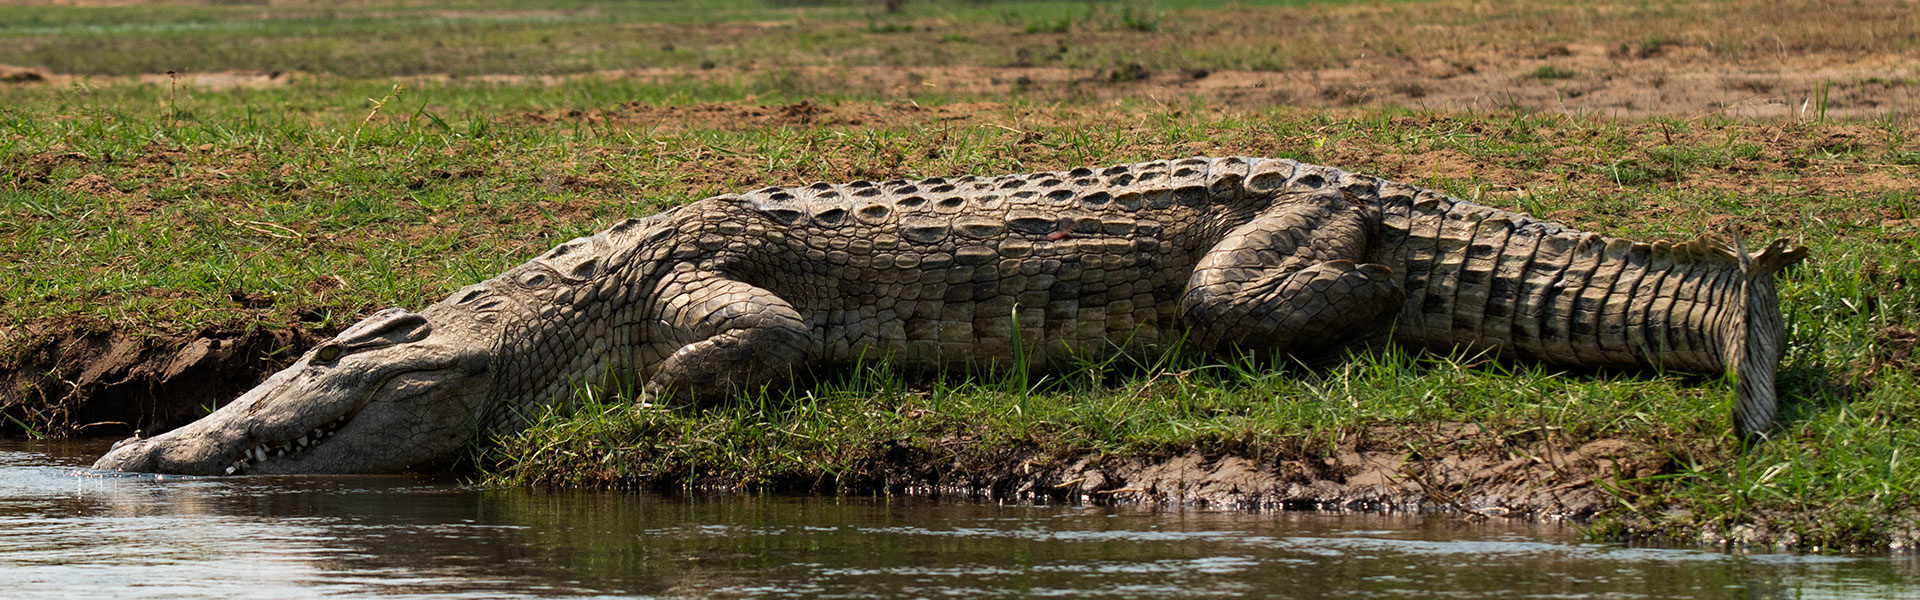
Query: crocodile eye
313 344 343 364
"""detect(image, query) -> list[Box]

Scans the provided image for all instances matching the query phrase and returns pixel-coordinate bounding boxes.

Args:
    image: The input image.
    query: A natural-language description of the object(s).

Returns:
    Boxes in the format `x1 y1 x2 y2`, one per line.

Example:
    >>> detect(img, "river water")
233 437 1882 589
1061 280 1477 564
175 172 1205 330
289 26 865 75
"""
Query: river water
2 439 1915 599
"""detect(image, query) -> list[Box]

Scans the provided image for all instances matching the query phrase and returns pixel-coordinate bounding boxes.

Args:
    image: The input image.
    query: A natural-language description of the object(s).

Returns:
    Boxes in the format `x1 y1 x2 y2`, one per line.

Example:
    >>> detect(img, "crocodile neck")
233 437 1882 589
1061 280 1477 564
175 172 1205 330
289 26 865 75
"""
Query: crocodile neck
463 213 688 432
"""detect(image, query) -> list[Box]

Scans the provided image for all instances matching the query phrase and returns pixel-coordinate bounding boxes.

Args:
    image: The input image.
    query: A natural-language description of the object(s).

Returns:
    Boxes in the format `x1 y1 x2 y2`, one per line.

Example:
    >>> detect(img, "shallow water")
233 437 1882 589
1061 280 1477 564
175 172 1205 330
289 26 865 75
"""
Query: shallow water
3 439 1915 599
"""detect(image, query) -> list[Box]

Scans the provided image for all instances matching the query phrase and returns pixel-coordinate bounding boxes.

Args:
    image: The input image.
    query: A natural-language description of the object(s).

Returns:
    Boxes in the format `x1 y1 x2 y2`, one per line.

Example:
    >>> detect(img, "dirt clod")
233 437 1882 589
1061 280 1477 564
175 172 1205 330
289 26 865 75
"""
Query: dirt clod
2 68 46 83
1876 325 1919 374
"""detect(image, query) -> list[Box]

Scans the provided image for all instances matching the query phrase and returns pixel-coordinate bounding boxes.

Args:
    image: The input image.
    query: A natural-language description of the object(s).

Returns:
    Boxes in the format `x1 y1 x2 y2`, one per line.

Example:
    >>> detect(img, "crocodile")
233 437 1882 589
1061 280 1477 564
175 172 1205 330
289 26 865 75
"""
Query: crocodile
92 157 1806 475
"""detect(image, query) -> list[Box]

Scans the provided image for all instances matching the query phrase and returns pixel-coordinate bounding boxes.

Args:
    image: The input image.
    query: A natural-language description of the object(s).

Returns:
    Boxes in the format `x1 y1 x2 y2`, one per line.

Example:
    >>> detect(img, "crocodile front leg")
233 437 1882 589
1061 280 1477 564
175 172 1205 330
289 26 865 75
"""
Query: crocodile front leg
642 273 814 405
1179 189 1405 361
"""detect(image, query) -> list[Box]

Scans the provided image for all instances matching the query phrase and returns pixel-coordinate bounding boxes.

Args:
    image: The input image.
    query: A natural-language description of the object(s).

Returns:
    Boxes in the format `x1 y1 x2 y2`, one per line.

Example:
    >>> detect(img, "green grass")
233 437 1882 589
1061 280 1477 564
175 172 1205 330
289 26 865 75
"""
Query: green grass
5 0 1920 553
0 0 1379 77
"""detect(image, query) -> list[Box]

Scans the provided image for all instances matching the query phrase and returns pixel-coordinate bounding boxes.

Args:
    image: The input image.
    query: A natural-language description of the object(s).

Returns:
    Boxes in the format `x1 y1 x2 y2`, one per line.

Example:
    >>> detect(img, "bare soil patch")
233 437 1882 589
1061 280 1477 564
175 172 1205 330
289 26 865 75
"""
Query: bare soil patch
15 41 1912 119
8 0 1920 117
8 39 1919 119
513 99 1033 132
0 64 291 90
425 49 1920 118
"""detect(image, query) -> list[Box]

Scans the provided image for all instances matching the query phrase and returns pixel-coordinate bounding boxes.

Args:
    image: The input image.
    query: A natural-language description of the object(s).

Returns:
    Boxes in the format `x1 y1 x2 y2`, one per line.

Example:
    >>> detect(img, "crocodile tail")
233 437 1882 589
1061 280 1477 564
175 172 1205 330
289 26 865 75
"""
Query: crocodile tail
1720 237 1809 440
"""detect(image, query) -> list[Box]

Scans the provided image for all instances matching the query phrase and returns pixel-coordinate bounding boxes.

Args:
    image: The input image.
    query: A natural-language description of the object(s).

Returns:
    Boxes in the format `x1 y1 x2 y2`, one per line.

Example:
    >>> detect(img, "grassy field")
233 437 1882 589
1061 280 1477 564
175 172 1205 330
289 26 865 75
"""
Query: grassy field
4 0 1920 551
4 0 1916 76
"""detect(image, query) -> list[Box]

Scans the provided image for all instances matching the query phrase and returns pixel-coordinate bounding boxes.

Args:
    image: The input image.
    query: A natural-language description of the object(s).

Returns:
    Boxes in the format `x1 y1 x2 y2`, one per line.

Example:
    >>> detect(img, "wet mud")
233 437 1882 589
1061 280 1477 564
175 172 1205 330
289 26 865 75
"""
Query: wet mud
926 432 1662 520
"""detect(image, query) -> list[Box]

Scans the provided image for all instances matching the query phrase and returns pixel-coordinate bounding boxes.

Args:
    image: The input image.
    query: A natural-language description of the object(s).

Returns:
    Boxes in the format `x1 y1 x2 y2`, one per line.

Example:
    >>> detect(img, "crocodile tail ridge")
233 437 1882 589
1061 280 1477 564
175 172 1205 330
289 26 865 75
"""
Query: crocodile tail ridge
1723 236 1810 441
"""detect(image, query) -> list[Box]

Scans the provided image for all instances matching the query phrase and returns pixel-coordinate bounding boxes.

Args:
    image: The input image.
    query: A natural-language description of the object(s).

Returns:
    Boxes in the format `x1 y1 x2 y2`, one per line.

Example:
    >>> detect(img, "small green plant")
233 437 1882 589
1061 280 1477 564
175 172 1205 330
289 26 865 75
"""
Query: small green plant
1528 65 1577 80
5 413 44 440
164 69 180 127
343 83 404 156
1808 80 1833 124
1007 301 1031 397
865 20 914 34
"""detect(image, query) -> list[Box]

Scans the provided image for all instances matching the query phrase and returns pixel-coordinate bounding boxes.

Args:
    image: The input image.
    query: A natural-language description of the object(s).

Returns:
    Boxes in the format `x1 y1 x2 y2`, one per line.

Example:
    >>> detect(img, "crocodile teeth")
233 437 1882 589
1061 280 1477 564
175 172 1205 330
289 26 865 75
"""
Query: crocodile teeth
242 411 359 469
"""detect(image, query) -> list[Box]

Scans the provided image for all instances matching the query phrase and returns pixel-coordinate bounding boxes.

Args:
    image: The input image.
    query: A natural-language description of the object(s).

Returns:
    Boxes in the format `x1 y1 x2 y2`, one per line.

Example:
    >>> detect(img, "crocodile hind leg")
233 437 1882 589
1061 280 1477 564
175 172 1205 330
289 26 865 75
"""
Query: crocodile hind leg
641 274 814 406
1180 190 1406 361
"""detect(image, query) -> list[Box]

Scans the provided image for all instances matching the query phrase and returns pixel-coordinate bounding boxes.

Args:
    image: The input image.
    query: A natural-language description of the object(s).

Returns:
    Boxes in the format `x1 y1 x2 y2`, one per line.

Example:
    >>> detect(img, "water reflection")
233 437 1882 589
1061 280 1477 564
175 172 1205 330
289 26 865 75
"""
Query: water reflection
2 438 1914 599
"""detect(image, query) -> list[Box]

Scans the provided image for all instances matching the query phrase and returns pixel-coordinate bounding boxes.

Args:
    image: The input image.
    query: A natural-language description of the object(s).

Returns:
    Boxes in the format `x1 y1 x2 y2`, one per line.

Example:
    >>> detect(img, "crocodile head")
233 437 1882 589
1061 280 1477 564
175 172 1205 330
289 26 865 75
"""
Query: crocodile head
92 306 498 475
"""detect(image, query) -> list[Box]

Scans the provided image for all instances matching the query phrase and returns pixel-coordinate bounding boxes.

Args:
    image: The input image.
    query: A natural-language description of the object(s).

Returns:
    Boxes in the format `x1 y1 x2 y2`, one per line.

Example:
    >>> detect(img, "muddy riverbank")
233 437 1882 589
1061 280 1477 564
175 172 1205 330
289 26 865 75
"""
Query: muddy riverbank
0 325 324 437
0 323 1660 522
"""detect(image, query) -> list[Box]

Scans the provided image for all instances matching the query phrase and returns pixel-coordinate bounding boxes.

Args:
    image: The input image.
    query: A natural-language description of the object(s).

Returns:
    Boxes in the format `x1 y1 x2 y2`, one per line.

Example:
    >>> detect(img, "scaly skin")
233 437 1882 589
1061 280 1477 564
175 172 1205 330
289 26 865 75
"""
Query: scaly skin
93 157 1806 475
